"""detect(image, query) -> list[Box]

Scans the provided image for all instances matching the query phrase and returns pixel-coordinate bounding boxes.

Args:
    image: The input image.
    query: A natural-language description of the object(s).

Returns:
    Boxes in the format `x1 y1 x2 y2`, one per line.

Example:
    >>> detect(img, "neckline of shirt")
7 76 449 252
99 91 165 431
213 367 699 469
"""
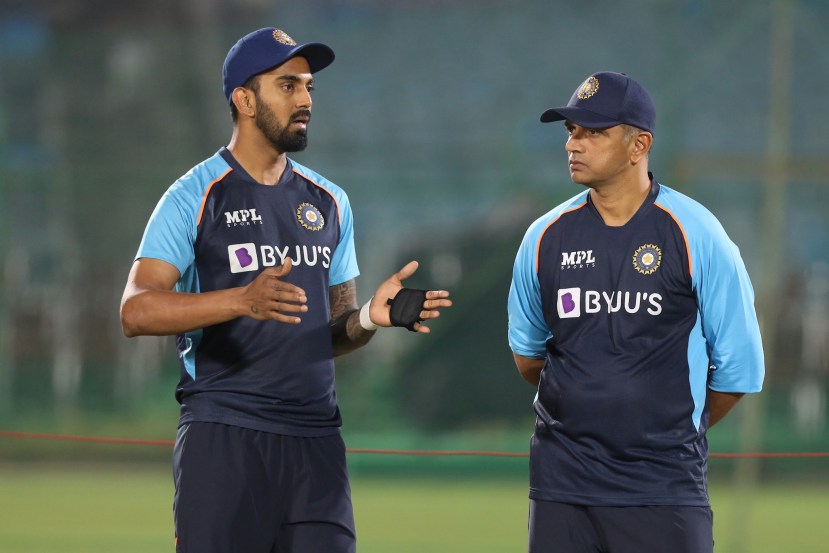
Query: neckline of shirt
218 147 293 188
586 175 660 229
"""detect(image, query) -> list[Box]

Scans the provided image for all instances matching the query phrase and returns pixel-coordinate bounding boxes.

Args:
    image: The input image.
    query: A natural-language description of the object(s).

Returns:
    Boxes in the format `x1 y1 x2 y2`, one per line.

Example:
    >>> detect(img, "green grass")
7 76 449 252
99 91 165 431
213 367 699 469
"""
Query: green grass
0 464 826 552
0 464 172 553
353 478 527 552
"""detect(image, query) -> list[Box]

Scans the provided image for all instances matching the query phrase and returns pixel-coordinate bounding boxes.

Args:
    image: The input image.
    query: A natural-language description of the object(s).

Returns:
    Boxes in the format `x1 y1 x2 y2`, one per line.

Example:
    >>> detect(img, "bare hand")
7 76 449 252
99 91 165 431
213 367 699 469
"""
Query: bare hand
241 260 308 324
369 260 452 333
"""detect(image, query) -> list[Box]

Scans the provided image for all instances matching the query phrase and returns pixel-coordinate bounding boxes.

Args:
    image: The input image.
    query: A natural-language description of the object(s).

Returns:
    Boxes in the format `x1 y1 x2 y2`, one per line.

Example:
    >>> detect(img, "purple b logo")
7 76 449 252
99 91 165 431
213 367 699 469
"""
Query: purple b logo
561 292 576 313
235 248 253 268
557 288 581 318
228 243 258 273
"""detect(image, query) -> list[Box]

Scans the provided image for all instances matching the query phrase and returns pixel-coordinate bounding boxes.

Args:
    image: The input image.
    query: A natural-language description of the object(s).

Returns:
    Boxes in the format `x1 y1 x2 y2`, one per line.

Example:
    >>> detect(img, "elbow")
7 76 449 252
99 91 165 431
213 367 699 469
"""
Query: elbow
517 365 541 387
122 324 139 339
119 296 143 338
513 353 543 387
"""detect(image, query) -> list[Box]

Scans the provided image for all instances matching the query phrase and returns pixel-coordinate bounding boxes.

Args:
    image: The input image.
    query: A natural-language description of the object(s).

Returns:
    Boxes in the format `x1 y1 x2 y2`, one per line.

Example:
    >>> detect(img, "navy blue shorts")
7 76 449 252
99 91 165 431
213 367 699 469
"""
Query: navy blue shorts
173 422 355 553
528 499 713 553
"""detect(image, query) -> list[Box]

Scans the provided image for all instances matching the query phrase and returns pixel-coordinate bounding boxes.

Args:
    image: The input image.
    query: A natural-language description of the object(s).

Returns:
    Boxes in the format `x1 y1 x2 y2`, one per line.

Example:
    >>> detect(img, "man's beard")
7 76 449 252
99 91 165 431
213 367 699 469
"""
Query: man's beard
255 102 310 153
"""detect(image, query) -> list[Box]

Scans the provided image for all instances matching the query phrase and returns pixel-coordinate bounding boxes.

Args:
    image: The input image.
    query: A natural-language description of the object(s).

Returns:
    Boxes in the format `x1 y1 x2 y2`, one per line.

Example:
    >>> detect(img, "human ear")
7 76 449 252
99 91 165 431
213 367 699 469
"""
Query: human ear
631 132 653 163
232 88 255 118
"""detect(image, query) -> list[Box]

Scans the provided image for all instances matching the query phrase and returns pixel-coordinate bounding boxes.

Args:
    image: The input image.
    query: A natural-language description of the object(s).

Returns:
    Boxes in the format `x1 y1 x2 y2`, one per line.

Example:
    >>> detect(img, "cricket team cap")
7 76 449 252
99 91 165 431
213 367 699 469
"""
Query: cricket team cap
222 27 335 105
540 71 655 134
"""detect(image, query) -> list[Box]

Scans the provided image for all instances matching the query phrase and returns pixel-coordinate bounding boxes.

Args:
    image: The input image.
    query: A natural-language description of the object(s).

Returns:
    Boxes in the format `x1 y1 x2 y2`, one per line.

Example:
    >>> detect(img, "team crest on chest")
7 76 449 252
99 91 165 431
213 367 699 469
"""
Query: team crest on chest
296 202 325 231
632 244 662 275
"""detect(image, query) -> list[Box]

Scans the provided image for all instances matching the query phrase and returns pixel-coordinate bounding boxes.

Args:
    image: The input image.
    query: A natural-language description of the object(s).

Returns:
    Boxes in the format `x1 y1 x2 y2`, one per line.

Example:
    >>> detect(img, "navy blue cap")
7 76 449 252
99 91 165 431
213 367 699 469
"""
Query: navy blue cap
540 71 655 134
222 28 335 105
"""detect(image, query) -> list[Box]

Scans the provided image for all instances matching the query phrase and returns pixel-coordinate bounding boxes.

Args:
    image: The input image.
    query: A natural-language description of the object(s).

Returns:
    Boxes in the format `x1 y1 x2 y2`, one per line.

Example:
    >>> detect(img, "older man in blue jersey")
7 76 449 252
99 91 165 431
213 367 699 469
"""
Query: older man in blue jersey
508 72 764 553
120 27 451 553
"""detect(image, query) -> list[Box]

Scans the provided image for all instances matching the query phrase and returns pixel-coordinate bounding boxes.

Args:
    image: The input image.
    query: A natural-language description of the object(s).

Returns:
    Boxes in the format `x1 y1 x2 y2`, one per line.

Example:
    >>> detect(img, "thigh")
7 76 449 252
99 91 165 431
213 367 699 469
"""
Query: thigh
276 521 356 553
529 499 603 553
274 433 356 553
591 505 713 553
173 422 278 553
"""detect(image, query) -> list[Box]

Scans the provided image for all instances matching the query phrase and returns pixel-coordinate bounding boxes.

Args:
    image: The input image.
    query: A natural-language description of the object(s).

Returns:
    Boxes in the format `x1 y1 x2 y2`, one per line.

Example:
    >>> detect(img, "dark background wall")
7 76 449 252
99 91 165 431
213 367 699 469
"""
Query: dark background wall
1 0 827 478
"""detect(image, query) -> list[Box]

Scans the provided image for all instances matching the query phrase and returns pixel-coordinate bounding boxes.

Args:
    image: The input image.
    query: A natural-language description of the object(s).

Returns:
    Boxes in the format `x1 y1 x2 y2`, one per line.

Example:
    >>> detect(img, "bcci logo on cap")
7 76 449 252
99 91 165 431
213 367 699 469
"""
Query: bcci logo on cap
577 76 600 100
228 243 259 273
272 29 296 46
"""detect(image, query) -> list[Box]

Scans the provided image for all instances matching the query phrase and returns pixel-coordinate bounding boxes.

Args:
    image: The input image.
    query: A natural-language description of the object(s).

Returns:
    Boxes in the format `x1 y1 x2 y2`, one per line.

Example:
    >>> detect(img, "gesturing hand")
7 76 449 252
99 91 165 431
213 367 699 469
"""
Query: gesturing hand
241 260 308 324
368 260 452 334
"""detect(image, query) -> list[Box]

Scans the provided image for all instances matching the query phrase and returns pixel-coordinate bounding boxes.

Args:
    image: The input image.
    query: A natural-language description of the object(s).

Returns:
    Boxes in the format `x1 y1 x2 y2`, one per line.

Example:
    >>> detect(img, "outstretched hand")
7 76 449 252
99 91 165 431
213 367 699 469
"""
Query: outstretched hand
241 260 308 324
368 261 452 334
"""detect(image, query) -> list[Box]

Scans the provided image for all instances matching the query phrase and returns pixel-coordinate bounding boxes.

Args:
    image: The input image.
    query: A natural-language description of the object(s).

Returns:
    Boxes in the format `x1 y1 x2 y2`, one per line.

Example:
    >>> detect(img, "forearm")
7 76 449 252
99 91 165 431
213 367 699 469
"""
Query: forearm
330 308 375 357
708 390 745 428
121 287 244 337
328 280 376 357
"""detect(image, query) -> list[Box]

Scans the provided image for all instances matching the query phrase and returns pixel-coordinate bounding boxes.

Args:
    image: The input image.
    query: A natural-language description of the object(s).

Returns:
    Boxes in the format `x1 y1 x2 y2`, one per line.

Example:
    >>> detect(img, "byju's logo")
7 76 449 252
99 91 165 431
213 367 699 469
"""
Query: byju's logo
227 243 332 273
556 287 663 318
557 288 581 318
224 209 263 227
228 243 259 273
561 250 596 269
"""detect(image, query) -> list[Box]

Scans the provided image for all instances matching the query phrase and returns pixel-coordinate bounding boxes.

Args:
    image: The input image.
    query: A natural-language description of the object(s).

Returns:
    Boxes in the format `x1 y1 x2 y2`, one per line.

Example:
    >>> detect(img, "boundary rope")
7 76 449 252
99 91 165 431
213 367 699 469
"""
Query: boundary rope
2 431 828 458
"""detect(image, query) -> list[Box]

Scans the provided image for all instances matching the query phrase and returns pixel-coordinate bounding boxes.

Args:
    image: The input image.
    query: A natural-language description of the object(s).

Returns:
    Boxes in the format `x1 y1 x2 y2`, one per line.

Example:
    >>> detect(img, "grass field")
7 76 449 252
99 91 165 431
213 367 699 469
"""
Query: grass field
0 463 827 552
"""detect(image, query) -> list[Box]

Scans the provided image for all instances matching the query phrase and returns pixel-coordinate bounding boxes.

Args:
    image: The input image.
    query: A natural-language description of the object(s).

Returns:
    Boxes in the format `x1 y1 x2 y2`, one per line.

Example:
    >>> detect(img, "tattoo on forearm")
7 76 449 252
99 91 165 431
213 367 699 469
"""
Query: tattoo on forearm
329 280 375 356
329 281 358 321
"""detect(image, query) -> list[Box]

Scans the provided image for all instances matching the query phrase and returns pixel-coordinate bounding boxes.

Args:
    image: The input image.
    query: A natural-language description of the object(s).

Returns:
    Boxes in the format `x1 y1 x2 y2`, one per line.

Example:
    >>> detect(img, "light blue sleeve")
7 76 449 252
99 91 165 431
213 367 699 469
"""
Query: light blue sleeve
291 161 359 285
135 181 199 277
135 156 229 288
329 188 360 285
661 188 765 393
508 218 554 359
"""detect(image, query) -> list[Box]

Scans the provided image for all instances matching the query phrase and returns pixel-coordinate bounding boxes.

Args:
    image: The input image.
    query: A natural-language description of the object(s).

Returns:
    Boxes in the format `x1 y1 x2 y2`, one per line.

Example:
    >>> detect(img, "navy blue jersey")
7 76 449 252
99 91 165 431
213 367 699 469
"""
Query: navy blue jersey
508 176 764 506
136 148 359 436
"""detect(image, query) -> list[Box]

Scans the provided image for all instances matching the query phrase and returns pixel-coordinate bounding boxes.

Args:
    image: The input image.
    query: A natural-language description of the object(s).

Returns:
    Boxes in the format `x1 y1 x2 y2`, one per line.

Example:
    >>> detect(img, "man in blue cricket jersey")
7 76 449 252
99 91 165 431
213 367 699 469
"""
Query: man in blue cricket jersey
508 71 764 553
120 27 451 553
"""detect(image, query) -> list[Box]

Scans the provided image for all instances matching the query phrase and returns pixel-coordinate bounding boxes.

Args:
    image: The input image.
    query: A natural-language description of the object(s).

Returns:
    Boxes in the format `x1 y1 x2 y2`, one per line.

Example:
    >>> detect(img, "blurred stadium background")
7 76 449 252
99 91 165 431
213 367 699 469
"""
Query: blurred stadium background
0 0 827 551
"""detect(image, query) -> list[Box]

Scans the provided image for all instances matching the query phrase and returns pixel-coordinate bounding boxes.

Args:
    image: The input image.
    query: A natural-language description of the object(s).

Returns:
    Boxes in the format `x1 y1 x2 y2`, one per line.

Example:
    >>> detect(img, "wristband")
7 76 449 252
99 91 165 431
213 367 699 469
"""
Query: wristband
359 298 379 331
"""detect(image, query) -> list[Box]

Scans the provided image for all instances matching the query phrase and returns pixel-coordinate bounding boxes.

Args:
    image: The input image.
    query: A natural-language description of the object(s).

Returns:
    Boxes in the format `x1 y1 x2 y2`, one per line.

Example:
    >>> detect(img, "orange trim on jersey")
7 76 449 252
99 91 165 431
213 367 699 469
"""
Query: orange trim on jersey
655 203 693 277
196 168 233 226
535 202 588 273
292 168 342 224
